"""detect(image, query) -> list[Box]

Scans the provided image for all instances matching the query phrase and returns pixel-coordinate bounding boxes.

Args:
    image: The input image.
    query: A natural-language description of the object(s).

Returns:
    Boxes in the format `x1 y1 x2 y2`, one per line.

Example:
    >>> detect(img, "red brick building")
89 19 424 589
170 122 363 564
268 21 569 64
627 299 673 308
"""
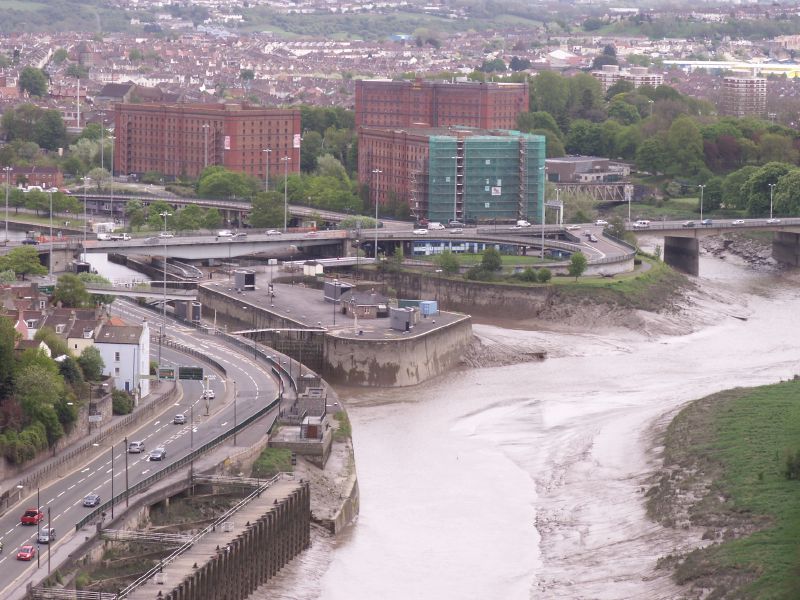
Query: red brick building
354 78 529 130
113 103 301 181
5 166 63 189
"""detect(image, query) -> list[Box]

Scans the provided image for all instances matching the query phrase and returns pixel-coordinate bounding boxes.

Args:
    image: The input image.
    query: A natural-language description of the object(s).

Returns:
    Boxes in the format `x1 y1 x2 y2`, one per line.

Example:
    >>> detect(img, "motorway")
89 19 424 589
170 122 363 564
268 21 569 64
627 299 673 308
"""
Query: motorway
0 299 280 594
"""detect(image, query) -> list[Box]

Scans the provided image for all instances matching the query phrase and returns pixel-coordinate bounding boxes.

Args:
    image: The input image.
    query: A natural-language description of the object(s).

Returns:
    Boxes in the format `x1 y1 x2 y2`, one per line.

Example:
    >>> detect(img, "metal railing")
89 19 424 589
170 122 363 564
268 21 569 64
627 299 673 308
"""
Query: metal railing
32 590 117 600
75 394 280 531
214 330 298 393
101 529 193 546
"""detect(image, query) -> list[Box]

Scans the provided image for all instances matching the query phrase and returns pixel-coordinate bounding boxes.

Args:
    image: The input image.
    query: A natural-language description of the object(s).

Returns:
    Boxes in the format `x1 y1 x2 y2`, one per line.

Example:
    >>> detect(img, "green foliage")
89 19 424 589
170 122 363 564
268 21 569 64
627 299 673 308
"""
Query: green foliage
481 247 502 272
538 268 552 283
196 166 260 199
515 267 539 282
53 273 92 307
0 316 16 398
58 356 84 387
249 192 284 228
434 250 460 275
111 389 134 415
15 363 66 445
77 346 104 382
18 67 48 97
34 327 70 358
722 166 759 210
77 272 115 305
0 246 47 280
251 447 293 478
568 252 588 280
1 103 66 151
744 162 792 217
333 410 351 442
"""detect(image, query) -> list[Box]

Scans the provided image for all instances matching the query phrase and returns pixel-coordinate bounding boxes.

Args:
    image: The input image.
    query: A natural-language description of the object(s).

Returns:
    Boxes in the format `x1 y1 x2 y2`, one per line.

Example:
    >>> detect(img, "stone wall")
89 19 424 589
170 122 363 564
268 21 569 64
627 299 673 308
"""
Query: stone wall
323 314 472 387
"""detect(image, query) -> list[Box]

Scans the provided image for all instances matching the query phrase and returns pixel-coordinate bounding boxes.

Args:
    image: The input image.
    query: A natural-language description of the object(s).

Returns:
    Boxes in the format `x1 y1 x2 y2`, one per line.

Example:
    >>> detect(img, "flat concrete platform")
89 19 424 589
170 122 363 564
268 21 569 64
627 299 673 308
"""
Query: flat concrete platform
125 478 302 600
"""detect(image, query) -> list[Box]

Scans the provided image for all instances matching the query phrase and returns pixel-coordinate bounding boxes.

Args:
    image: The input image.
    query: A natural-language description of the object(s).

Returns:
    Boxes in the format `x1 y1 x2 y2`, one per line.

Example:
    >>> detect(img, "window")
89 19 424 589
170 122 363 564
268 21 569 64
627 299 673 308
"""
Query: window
115 352 121 362
115 367 120 376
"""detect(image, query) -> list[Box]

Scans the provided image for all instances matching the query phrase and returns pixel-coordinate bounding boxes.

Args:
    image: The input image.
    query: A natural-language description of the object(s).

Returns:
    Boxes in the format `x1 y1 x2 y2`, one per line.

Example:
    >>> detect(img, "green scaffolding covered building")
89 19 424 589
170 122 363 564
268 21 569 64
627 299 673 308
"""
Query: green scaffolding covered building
358 126 546 224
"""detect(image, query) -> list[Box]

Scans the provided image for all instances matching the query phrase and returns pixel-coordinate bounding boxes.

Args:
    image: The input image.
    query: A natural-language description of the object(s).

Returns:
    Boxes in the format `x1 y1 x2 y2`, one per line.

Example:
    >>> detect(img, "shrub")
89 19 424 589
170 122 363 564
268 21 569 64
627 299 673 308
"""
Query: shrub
516 267 538 282
251 447 292 478
464 266 495 281
111 390 134 415
537 268 552 283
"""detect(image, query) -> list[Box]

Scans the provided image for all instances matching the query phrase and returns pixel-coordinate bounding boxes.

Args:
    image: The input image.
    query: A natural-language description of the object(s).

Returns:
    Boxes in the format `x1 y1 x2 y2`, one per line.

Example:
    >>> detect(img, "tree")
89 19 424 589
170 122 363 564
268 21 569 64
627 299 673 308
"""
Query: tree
126 200 146 230
567 73 604 120
702 177 724 212
52 274 92 307
316 154 349 182
758 133 798 164
33 109 67 151
666 116 705 178
0 316 16 399
196 167 259 199
15 363 66 445
481 247 502 272
509 56 531 71
201 207 223 230
531 71 569 121
568 252 588 280
744 162 793 217
537 268 552 283
722 166 759 210
249 192 284 228
300 130 323 173
0 246 47 280
65 63 88 80
608 98 641 125
86 167 111 190
34 327 71 358
636 136 669 174
78 346 104 381
77 272 115 305
517 111 563 138
773 169 800 216
606 80 635 101
434 250 460 275
18 67 48 97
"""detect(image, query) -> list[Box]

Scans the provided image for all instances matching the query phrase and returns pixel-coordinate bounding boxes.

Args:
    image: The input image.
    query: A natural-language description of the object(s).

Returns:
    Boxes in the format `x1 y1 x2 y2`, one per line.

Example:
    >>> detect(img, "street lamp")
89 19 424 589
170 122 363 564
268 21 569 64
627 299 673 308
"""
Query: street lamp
36 485 40 568
92 442 114 518
648 99 654 118
281 156 291 231
108 135 115 225
435 268 442 302
233 379 238 445
698 184 706 223
372 168 382 259
768 183 776 220
158 211 172 368
262 148 271 192
48 190 53 281
3 165 11 244
82 176 91 261
332 278 339 326
124 435 129 507
99 111 105 171
355 238 360 280
539 166 547 259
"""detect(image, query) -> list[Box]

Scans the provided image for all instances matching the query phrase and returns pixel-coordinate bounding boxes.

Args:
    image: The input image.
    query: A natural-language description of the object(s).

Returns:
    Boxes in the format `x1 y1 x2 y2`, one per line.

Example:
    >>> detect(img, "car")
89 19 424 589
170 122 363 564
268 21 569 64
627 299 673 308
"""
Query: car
412 228 428 235
516 220 531 227
766 218 781 224
732 219 745 225
16 545 35 561
427 222 446 230
128 440 145 453
109 233 131 241
595 219 608 226
202 388 215 399
21 238 39 245
149 447 167 461
448 220 465 228
158 231 174 238
266 229 281 236
217 229 233 237
37 527 56 544
510 225 523 230
20 509 43 525
701 219 713 226
682 221 696 228
305 231 319 237
83 494 101 507
232 232 247 239
449 228 463 234
565 224 581 231
173 413 187 425
584 230 593 238
633 220 651 229
588 234 599 243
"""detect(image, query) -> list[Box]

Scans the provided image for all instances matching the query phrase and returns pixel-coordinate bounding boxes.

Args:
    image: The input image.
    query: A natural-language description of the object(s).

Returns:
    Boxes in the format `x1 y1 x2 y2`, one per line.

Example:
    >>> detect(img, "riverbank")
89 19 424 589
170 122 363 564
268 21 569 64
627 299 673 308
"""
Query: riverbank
647 379 800 599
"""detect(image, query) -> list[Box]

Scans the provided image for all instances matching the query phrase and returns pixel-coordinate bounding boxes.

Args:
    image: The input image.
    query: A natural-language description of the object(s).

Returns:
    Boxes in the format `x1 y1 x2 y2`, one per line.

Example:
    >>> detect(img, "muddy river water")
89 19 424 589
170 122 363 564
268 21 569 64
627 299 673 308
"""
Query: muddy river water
260 253 800 600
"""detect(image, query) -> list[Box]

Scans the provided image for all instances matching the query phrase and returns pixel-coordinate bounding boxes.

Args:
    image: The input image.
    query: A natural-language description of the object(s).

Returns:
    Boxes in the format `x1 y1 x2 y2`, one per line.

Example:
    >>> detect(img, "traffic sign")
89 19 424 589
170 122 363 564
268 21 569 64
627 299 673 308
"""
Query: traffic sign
179 366 204 381
158 367 176 381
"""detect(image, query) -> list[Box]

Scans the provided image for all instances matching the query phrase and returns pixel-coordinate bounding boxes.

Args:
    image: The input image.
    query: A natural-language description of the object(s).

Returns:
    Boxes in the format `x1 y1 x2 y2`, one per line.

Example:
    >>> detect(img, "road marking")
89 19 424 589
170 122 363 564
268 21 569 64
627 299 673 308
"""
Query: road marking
67 484 75 490
221 422 228 427
81 468 90 473
141 469 150 475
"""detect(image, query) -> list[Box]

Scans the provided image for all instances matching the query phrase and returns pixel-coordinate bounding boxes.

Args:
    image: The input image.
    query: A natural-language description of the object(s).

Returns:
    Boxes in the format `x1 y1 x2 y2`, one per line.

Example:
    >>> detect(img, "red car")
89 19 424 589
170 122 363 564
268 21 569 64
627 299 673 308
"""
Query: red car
20 508 43 525
17 545 35 561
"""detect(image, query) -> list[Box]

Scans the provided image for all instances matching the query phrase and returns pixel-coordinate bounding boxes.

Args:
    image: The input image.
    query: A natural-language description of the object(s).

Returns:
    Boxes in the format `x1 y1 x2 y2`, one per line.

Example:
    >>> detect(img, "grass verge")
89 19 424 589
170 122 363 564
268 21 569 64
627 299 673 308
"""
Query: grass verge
647 379 800 598
251 447 293 478
333 410 351 442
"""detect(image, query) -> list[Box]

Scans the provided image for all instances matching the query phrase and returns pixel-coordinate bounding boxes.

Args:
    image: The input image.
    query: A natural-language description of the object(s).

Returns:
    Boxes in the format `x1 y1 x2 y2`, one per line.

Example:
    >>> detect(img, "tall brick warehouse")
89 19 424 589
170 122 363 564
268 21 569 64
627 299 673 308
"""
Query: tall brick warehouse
113 103 301 180
354 78 529 130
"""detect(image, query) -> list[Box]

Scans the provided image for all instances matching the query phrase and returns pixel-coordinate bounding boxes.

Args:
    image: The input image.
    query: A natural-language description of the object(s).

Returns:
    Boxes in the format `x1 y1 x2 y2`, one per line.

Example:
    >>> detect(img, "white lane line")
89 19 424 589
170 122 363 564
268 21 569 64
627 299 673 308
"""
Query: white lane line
5 529 13 535
81 468 90 473
106 468 112 474
221 422 228 427
141 469 150 475
57 491 65 498
67 484 75 490
46 498 54 504
78 478 85 484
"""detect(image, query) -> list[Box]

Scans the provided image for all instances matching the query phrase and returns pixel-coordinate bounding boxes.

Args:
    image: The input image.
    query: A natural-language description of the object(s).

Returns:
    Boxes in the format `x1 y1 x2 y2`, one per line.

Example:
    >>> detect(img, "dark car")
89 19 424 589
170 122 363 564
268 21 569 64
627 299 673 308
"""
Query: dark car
83 494 101 507
149 447 167 461
20 508 44 525
447 220 465 228
21 238 39 245
682 221 695 228
701 219 713 226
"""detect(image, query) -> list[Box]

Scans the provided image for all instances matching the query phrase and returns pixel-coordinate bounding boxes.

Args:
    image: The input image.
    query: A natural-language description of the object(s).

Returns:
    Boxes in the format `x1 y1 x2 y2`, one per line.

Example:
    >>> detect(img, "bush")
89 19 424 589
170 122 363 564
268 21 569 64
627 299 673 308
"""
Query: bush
334 410 351 441
464 266 496 281
111 390 134 415
516 267 539 282
537 268 552 283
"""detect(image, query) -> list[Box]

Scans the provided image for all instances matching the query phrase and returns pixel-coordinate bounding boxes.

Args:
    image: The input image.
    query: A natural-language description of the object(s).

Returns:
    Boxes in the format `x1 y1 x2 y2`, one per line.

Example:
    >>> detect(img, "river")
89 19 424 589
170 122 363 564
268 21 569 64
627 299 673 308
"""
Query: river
239 253 800 599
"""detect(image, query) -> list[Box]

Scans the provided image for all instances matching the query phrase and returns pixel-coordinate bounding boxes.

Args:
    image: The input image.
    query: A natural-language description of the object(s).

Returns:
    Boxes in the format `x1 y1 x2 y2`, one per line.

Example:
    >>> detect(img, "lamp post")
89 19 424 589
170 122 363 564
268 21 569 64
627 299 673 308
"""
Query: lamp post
355 238 360 280
262 148 271 192
698 184 705 223
3 165 11 244
108 135 115 225
158 211 172 368
36 485 40 568
46 506 51 574
768 183 776 219
82 176 91 261
372 168 382 259
648 99 654 118
48 190 53 280
124 435 129 507
435 268 442 302
99 111 105 172
111 443 114 518
539 166 547 259
281 156 291 231
233 379 238 445
332 278 338 326
202 123 209 169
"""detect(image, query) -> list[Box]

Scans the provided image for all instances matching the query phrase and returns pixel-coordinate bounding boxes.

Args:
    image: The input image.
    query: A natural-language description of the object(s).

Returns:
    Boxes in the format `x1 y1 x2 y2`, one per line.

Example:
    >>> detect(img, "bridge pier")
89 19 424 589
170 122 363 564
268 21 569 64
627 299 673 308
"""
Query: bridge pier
772 231 800 266
663 235 699 276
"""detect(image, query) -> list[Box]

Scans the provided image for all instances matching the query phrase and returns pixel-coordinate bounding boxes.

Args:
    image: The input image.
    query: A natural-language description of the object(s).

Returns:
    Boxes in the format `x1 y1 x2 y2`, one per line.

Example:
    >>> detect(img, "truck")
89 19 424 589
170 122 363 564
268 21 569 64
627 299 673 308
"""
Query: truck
92 222 116 234
109 233 131 241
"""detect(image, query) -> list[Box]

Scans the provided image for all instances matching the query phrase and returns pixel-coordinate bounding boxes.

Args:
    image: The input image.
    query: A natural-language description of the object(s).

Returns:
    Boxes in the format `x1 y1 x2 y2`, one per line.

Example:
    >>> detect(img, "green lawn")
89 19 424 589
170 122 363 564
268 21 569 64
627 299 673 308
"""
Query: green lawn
0 0 48 10
656 381 800 598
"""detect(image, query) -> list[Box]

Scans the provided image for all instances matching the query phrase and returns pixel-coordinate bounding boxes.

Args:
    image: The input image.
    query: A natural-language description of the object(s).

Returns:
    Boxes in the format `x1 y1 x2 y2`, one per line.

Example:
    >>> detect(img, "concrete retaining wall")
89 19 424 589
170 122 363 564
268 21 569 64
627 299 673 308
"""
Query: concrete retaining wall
324 314 472 387
663 236 699 275
772 231 800 266
164 483 310 600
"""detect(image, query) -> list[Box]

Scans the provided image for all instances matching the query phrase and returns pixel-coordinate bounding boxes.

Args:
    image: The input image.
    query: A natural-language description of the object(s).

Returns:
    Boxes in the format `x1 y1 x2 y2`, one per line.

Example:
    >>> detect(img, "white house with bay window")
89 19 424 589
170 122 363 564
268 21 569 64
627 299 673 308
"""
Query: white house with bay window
95 321 150 399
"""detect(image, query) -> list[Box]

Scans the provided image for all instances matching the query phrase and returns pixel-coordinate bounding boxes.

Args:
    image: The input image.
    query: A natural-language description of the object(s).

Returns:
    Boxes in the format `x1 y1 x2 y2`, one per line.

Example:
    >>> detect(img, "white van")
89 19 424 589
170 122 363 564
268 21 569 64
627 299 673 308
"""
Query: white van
427 222 446 230
633 220 651 229
96 233 112 241
516 220 531 227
